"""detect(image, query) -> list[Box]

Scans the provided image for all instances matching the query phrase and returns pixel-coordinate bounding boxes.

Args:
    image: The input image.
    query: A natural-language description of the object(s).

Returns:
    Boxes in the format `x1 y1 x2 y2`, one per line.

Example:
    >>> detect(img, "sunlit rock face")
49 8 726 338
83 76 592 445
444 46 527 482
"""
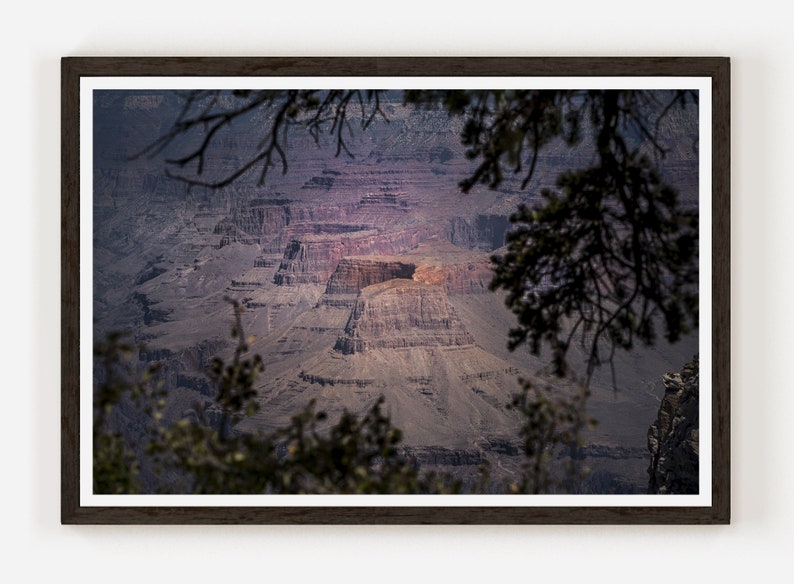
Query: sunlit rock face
273 225 435 286
334 279 476 354
412 258 494 295
325 259 416 294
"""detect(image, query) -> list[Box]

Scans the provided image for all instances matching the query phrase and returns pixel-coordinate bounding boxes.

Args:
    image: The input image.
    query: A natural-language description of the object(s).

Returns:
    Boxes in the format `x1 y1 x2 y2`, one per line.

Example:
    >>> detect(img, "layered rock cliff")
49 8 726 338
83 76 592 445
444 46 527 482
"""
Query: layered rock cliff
273 225 435 286
647 356 699 494
334 279 476 354
412 258 493 295
214 202 291 248
325 258 416 294
445 214 511 251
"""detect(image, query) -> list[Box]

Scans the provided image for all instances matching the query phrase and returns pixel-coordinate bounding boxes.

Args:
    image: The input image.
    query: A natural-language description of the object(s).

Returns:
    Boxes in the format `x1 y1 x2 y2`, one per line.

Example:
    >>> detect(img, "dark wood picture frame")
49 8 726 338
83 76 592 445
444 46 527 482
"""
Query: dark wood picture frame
62 57 730 524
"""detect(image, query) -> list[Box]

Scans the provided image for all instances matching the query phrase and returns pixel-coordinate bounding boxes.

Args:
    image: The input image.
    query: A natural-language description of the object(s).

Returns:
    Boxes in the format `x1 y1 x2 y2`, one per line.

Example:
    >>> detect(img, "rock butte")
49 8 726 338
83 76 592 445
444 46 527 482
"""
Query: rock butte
334 279 477 354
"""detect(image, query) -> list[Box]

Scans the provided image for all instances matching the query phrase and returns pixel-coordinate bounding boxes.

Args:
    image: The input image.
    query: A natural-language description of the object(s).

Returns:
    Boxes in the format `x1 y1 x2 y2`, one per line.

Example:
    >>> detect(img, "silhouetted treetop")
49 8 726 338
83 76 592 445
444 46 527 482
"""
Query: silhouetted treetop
404 89 697 193
406 89 699 377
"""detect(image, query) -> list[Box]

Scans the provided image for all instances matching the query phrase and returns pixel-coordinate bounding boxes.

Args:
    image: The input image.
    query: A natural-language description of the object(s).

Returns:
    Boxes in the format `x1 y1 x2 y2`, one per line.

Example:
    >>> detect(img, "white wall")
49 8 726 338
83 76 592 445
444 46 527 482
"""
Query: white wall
4 1 791 582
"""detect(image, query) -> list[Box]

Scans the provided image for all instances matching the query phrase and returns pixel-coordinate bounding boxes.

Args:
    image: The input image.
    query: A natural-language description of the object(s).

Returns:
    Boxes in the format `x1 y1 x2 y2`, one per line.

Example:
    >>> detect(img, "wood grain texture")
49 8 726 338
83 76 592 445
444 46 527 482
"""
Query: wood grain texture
61 57 81 525
711 57 731 524
61 56 730 525
63 56 728 78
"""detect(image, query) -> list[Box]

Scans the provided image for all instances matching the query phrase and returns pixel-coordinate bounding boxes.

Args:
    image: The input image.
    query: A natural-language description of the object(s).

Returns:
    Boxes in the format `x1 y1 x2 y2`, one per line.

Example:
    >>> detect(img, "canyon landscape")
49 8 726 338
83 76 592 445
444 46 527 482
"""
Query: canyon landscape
92 89 700 494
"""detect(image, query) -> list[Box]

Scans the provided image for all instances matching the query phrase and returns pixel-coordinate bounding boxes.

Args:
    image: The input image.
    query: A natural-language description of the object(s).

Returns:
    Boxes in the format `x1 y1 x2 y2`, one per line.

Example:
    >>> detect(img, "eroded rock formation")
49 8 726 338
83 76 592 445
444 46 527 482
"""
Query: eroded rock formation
273 226 435 286
334 279 476 354
647 356 699 494
325 258 416 294
412 259 493 295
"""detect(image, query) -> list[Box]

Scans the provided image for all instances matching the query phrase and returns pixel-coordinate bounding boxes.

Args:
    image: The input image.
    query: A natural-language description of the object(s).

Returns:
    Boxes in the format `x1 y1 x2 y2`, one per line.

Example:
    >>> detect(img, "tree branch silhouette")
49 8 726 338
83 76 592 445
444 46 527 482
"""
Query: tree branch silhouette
138 88 698 380
132 89 389 189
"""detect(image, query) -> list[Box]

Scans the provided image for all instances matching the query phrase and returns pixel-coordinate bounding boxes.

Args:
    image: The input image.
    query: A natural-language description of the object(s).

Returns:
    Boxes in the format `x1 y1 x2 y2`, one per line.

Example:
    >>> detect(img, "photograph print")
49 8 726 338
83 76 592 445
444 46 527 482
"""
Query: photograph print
67 61 726 523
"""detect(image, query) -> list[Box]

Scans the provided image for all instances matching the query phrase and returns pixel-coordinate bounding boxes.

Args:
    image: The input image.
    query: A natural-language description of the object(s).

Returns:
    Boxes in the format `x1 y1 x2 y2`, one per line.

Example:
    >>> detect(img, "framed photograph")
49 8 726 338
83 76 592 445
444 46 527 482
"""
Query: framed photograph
62 57 729 524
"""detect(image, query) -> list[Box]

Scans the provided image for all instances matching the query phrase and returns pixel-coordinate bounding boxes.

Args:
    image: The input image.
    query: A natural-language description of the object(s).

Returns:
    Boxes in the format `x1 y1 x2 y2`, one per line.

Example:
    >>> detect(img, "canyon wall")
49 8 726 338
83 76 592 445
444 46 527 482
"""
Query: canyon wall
334 280 476 354
647 356 700 494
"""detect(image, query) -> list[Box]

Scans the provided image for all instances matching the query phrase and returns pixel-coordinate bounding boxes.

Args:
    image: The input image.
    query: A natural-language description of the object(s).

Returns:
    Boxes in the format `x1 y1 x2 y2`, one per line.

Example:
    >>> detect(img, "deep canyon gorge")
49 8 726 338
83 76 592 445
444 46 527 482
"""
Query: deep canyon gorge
92 90 700 493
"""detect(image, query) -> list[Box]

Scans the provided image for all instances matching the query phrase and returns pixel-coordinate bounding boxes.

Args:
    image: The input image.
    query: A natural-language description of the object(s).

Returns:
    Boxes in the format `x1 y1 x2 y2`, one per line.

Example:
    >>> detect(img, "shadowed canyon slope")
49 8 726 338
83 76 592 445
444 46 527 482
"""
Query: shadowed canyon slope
93 90 700 493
